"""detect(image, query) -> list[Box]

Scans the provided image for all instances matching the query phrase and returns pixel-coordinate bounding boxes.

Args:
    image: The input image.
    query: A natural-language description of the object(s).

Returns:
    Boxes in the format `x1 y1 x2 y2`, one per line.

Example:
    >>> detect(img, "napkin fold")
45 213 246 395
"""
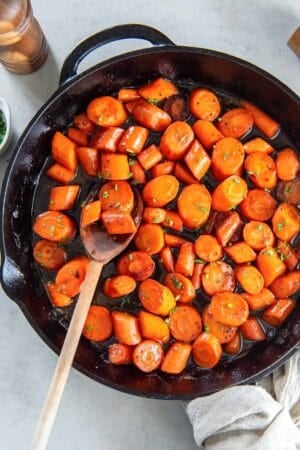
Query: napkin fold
186 351 300 450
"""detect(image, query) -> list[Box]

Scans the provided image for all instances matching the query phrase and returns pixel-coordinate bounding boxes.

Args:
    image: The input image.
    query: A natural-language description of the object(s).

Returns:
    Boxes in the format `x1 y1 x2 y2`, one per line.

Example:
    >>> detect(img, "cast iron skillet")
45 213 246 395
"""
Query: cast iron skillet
1 24 299 399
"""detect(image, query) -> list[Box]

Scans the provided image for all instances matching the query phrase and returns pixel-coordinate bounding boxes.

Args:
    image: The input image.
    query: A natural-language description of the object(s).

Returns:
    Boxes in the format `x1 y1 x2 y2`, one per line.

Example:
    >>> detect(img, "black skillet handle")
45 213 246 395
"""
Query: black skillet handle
59 24 175 85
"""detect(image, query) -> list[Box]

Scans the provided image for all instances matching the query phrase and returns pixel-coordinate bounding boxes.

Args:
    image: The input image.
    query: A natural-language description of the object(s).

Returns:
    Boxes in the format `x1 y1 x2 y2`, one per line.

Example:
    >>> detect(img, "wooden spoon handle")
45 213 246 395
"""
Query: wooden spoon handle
31 259 104 450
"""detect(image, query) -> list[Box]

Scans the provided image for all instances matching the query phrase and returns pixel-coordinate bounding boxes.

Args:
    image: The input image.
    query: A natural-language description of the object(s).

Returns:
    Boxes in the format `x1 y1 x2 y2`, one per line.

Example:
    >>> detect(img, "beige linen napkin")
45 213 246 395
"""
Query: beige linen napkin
186 351 300 450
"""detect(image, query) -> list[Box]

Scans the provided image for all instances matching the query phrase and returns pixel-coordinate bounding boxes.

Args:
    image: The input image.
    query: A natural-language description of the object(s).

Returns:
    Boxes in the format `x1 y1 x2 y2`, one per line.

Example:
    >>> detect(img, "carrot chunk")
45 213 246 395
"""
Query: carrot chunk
112 311 141 345
240 100 280 138
192 332 222 368
83 306 113 342
49 185 80 211
210 292 249 326
51 131 78 172
108 343 133 365
55 255 90 297
189 88 221 121
33 211 76 242
87 96 127 127
33 239 66 271
160 121 194 160
160 342 192 374
184 139 211 180
138 279 176 316
133 340 164 373
164 273 196 303
103 275 136 298
168 304 202 342
139 310 170 344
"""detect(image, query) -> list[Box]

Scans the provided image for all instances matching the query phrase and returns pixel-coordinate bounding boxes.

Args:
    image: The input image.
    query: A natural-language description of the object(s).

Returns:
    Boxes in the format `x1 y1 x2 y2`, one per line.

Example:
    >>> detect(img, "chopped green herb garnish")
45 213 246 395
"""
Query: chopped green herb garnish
233 178 240 184
102 191 109 198
169 306 178 315
131 179 139 185
171 276 183 290
284 185 292 193
85 324 93 333
128 253 133 261
148 98 159 105
204 324 210 333
152 216 161 223
277 223 284 231
194 258 206 264
103 171 110 179
257 224 263 231
165 318 170 326
223 152 229 160
195 202 207 213
128 159 135 166
0 110 6 145
164 216 174 226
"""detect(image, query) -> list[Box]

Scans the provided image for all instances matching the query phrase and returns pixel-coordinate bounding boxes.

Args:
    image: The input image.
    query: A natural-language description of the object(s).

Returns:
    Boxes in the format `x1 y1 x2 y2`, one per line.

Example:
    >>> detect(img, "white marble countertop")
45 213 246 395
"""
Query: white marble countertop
0 1 299 449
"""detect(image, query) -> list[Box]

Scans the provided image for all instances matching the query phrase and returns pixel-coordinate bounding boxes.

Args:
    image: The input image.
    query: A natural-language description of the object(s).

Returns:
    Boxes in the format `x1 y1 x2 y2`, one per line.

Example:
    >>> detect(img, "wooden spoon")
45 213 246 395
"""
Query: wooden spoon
31 187 143 450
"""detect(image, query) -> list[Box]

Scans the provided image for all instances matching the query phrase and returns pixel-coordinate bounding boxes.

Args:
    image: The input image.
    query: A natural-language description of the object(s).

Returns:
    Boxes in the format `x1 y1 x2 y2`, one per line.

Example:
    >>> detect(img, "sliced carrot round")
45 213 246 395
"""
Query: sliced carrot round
87 96 127 127
218 108 253 138
189 88 221 121
138 279 176 316
240 189 277 221
138 310 170 344
33 211 76 242
160 342 192 374
33 239 66 271
194 235 223 262
211 175 247 212
133 340 164 373
276 148 299 181
210 292 249 326
211 137 245 181
103 275 136 298
202 262 235 296
235 264 265 295
108 343 133 365
83 305 113 342
116 251 155 281
143 175 179 207
245 152 277 190
177 184 211 229
55 255 90 297
160 121 194 160
134 223 164 255
272 203 300 241
243 221 275 250
168 304 202 342
192 332 222 368
99 181 134 212
164 272 196 303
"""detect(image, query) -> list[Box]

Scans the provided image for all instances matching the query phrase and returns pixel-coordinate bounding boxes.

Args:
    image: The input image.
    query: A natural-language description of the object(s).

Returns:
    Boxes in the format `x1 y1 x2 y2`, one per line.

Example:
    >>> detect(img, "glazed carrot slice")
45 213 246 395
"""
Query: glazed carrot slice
67 127 88 146
117 126 149 154
210 292 249 326
138 78 178 101
132 340 164 373
164 272 196 303
277 241 298 271
272 203 300 241
269 271 300 298
192 332 222 368
240 317 266 341
100 153 131 180
81 200 101 227
223 332 241 355
160 121 194 160
129 159 147 184
103 275 136 298
46 163 76 184
240 189 276 221
51 131 78 172
177 184 211 229
55 255 90 297
245 152 277 190
143 207 166 224
224 242 256 264
124 98 145 114
174 162 199 185
163 210 183 231
33 239 66 271
139 310 170 344
87 96 127 127
195 235 223 262
101 211 136 234
261 298 296 326
108 343 133 365
243 221 275 250
160 246 175 273
90 127 124 152
99 181 134 212
151 161 175 178
174 242 195 277
132 101 172 131
241 288 275 311
33 211 76 242
202 262 235 296
243 137 274 154
137 144 163 170
202 306 237 344
76 147 99 176
215 211 241 247
73 112 95 133
164 233 189 247
257 246 286 287
112 311 141 345
211 175 247 212
49 185 80 211
193 119 224 150
184 139 211 180
168 304 202 342
217 108 253 138
189 88 221 121
240 100 280 138
117 88 141 102
276 148 299 181
143 175 179 207
235 264 264 295
83 306 113 342
47 282 72 307
138 279 176 316
191 261 205 290
160 342 192 374
116 251 155 281
211 137 244 180
134 223 164 255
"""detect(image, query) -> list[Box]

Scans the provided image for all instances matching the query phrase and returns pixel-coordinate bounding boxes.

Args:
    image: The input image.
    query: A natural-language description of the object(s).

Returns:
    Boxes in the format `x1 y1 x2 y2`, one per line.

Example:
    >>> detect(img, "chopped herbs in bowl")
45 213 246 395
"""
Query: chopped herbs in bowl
0 97 11 155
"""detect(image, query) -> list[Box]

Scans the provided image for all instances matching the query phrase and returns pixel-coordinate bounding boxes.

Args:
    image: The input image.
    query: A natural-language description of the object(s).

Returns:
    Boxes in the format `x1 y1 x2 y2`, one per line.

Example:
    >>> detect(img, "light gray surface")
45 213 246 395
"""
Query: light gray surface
0 1 299 449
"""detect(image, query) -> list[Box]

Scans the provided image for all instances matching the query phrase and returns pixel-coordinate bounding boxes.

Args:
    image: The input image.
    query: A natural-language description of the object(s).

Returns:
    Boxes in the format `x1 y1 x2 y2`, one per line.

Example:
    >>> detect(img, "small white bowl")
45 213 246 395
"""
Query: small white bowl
0 97 11 155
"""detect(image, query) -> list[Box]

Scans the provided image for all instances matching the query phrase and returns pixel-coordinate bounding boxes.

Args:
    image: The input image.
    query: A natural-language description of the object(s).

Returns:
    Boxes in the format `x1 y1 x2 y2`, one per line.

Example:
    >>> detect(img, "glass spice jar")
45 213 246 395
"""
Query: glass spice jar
0 0 48 74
